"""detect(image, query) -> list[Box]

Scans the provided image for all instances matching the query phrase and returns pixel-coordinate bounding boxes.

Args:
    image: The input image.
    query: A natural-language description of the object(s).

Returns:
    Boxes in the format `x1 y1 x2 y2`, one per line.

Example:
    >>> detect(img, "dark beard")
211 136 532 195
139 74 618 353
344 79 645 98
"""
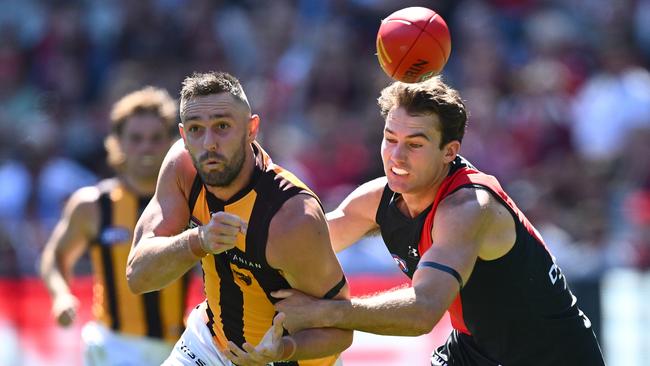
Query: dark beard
193 143 246 187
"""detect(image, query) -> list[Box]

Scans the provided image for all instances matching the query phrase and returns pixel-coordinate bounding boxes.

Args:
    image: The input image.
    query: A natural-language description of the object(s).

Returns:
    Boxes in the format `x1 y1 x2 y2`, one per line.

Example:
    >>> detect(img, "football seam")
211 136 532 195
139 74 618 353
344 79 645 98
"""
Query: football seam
388 23 428 79
423 14 450 63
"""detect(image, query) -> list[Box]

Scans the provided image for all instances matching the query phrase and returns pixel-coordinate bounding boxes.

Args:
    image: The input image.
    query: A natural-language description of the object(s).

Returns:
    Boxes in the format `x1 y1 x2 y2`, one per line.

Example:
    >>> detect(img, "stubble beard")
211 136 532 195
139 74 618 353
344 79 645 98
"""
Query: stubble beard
193 141 246 187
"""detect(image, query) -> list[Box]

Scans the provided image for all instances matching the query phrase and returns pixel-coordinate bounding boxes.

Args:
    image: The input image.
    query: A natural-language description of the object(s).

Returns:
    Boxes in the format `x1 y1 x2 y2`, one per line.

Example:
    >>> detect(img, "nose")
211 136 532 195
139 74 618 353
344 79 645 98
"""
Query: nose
390 142 407 164
203 129 218 151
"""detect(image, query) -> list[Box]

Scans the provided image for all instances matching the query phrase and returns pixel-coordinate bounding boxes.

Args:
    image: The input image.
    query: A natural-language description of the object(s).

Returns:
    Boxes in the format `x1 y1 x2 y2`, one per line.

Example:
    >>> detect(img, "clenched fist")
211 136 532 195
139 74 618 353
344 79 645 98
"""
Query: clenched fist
198 212 248 255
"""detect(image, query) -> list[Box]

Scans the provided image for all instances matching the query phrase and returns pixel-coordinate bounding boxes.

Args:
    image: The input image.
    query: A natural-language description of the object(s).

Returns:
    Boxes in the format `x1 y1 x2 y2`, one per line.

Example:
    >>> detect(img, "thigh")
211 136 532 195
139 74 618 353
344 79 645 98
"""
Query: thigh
162 307 232 366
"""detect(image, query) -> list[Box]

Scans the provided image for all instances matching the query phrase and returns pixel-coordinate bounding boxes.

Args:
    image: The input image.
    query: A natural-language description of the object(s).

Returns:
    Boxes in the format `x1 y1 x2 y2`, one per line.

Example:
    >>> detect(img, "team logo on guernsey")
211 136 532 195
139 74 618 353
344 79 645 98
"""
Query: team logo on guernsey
408 246 420 259
99 226 130 245
186 216 202 230
392 254 409 273
232 269 252 286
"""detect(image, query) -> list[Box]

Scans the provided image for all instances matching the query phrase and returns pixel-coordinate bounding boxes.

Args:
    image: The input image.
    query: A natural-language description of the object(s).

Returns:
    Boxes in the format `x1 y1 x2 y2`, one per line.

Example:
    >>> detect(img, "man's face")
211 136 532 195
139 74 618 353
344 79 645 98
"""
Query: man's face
120 114 172 180
381 107 453 196
180 93 255 187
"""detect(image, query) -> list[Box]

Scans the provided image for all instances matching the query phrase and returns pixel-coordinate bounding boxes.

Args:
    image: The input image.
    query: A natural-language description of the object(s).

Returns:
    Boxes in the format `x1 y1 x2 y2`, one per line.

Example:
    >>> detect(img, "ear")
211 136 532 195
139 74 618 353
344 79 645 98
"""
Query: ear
178 123 186 140
247 114 260 143
442 140 460 164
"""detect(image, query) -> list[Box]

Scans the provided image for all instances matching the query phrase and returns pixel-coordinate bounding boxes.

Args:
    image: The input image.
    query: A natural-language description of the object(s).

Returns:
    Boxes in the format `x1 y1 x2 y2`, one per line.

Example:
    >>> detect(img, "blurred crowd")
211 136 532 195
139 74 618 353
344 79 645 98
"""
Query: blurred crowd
0 0 649 286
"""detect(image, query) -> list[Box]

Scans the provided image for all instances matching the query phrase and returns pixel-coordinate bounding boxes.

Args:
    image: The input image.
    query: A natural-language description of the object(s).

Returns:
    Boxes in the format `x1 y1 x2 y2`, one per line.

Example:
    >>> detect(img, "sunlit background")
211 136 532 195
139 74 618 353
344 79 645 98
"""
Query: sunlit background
1 0 649 365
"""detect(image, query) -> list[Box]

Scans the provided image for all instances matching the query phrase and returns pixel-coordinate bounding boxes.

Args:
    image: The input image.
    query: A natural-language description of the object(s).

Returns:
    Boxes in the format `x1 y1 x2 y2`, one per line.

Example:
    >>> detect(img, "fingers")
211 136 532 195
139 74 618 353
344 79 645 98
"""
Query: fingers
272 312 286 341
226 341 272 365
56 308 76 327
210 212 248 234
200 211 248 254
53 294 79 327
271 289 295 299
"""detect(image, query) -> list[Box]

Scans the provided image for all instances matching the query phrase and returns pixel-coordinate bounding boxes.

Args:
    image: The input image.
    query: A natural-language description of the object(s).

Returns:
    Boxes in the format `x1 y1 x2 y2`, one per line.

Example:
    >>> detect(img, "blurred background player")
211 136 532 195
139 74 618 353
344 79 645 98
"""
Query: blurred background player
40 86 190 366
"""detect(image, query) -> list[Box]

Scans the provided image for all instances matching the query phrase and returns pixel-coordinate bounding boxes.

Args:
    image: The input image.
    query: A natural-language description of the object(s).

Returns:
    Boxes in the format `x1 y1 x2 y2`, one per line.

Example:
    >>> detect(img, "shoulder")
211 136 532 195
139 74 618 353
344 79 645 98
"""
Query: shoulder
269 194 324 240
437 187 511 233
59 184 103 236
350 176 387 199
66 184 102 212
158 139 197 198
339 176 387 212
266 194 327 266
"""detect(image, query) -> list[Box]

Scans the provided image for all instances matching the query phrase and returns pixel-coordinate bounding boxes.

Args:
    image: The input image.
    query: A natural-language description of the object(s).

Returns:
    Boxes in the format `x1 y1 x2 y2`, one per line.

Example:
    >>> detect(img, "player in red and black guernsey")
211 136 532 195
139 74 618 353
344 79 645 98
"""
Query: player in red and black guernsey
273 77 605 365
126 71 352 366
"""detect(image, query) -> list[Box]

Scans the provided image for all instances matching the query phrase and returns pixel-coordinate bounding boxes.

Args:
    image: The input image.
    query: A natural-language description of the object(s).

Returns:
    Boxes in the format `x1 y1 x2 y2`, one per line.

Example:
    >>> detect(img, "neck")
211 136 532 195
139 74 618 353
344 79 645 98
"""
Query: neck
120 174 157 197
205 146 255 201
398 164 450 218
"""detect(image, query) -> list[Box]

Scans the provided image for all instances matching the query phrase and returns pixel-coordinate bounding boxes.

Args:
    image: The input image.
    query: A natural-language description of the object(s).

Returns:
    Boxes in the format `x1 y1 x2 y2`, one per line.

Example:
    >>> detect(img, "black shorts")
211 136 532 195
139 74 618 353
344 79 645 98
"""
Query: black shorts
431 330 501 366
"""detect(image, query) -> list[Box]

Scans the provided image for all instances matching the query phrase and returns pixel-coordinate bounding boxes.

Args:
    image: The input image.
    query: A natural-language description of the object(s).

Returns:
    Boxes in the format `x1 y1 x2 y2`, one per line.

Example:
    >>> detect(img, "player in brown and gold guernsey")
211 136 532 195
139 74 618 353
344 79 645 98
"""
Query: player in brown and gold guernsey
40 86 189 366
126 71 352 366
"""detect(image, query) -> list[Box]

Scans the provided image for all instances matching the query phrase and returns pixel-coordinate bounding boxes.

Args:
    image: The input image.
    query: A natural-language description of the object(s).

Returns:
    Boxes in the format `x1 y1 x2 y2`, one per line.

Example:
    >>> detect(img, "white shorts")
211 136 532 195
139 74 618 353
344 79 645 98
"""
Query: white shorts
81 321 173 366
163 305 344 366
162 305 233 366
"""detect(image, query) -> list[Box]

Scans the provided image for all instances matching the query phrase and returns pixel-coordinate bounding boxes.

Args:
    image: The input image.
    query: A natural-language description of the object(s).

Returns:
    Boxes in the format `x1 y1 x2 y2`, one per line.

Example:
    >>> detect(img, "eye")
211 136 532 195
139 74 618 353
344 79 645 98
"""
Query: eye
384 136 397 144
409 143 423 149
187 125 202 133
129 134 143 144
150 133 164 144
217 122 230 130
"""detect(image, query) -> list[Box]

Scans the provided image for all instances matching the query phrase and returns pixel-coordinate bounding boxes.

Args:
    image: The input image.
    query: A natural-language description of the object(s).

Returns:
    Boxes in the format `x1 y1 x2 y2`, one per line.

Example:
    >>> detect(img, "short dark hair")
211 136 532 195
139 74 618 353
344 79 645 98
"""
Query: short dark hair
377 76 468 148
180 71 250 112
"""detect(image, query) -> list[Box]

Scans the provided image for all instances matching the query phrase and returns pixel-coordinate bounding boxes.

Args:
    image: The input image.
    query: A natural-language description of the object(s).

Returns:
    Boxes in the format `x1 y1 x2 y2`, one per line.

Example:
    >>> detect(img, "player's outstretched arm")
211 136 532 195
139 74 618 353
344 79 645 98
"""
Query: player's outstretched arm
326 176 386 252
40 186 99 327
226 194 353 364
277 188 502 336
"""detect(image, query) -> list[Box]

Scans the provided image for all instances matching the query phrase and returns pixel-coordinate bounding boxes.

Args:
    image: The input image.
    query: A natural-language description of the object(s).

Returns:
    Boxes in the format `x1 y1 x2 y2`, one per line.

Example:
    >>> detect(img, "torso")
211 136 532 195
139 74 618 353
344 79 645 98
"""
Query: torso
375 156 604 365
89 178 189 342
187 142 338 366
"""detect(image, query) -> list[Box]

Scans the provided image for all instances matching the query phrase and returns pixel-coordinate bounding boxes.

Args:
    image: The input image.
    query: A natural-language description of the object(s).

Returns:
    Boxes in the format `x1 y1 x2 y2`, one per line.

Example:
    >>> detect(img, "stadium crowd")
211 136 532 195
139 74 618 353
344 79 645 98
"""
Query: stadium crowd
0 0 649 344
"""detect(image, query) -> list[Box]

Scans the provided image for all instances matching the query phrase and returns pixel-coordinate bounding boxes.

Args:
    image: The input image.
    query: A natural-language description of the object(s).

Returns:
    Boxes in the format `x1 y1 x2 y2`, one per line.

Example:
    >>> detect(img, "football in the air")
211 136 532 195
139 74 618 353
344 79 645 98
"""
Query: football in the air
376 7 451 83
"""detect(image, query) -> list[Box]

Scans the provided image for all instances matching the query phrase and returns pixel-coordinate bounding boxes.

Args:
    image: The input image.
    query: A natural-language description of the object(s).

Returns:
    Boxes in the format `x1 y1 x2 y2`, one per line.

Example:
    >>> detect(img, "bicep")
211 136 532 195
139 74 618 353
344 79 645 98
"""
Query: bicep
412 189 490 299
269 196 349 300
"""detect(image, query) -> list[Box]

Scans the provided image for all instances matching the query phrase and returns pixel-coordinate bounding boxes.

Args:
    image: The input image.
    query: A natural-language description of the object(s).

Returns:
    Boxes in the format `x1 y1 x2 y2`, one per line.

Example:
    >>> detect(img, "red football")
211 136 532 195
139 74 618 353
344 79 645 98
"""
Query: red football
376 7 451 83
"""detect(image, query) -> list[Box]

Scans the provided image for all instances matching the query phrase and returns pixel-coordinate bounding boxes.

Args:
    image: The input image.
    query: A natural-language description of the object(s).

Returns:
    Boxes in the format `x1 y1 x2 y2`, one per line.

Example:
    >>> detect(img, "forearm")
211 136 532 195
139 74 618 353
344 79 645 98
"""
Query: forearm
323 287 443 336
40 254 72 298
127 228 202 293
286 328 352 361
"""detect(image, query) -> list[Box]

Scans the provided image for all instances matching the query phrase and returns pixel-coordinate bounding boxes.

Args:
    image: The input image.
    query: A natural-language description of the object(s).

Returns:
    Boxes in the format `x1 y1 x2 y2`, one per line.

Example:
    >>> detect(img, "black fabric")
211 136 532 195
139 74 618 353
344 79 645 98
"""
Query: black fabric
98 192 119 331
322 275 346 299
375 187 430 278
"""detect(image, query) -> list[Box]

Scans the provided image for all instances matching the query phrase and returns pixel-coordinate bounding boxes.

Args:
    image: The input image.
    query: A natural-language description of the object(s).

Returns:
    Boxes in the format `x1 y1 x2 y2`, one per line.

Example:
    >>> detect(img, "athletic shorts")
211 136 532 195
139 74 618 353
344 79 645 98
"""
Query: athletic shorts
81 321 173 366
163 303 344 366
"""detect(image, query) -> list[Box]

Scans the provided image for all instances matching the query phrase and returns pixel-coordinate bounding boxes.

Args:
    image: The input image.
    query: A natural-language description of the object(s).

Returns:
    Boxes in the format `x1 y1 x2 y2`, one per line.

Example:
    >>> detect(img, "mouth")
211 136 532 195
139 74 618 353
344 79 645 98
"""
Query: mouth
140 155 157 166
391 167 409 176
202 159 224 169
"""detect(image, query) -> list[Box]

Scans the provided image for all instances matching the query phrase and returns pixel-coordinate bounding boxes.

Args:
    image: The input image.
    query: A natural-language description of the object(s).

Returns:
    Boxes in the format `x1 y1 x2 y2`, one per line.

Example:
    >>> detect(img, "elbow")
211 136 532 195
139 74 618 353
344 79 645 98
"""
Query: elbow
341 329 354 350
409 320 435 336
125 263 147 294
407 301 439 336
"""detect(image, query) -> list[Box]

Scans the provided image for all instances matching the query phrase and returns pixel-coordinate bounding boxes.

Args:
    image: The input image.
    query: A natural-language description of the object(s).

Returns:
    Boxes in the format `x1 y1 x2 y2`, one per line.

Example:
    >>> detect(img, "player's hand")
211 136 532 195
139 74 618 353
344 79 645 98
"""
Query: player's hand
52 292 79 327
198 212 247 255
272 289 323 333
224 312 287 365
